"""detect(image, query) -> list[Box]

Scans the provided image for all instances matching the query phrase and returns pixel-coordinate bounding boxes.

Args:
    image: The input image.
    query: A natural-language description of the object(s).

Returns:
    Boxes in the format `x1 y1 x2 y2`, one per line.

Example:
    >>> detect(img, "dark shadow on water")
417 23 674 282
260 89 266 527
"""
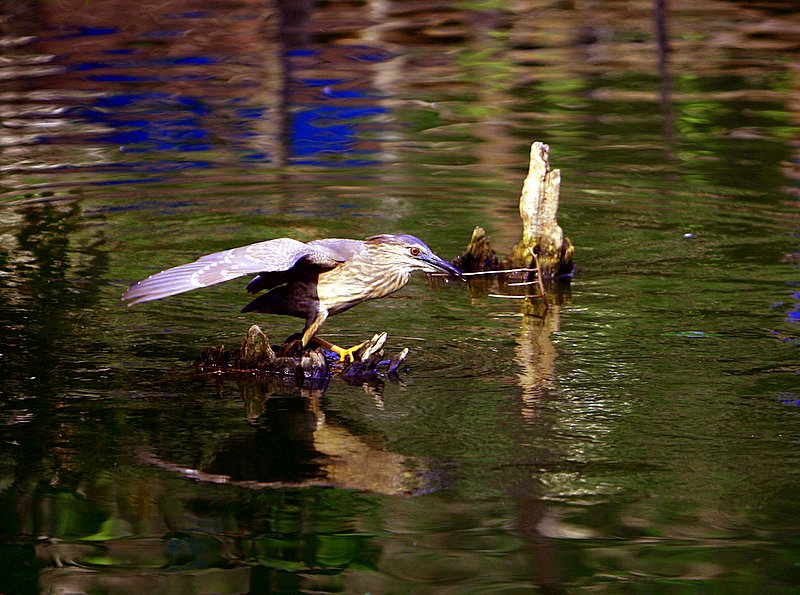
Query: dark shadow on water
207 395 326 483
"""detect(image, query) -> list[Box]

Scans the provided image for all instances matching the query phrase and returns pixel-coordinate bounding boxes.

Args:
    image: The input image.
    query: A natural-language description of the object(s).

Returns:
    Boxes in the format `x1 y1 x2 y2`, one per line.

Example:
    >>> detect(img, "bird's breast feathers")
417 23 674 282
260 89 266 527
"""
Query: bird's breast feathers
317 266 411 307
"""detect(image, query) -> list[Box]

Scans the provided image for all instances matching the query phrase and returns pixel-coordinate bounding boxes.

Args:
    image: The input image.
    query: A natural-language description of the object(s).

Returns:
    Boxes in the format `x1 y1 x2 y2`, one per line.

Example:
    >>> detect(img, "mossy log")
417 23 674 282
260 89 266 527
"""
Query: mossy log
196 324 408 379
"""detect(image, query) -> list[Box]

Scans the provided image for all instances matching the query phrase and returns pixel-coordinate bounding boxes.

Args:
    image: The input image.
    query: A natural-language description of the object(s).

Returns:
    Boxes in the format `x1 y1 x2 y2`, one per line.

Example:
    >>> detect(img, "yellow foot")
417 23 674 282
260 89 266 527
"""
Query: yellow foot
330 341 367 363
312 337 367 363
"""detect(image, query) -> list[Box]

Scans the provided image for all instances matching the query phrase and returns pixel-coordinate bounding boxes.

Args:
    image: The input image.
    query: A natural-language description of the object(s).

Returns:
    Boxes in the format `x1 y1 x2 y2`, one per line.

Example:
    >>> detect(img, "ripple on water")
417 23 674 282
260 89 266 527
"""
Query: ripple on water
399 335 517 380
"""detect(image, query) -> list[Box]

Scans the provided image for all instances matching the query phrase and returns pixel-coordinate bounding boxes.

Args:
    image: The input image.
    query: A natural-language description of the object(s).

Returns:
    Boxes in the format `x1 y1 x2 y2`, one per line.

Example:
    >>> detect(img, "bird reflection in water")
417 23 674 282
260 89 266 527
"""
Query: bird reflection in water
139 376 439 496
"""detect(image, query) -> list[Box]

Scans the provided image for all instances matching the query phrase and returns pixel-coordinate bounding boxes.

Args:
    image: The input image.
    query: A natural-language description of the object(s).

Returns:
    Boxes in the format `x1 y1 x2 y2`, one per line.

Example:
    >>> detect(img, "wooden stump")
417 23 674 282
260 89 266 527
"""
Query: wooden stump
452 226 499 272
508 142 574 278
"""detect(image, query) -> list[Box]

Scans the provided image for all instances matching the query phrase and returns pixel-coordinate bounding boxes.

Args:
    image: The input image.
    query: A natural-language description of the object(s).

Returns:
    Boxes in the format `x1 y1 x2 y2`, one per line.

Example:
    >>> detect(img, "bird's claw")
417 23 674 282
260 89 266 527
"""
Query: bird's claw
312 333 388 364
332 341 368 363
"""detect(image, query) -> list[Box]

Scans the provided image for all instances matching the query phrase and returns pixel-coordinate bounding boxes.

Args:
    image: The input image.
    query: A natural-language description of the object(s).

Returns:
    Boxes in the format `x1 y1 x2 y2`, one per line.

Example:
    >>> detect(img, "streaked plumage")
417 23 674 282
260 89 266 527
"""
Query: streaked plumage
123 234 464 360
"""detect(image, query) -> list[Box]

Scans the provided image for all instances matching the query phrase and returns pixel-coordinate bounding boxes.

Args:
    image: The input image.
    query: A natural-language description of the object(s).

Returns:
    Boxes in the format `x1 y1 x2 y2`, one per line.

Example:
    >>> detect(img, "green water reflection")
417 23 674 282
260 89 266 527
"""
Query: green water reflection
1 0 799 592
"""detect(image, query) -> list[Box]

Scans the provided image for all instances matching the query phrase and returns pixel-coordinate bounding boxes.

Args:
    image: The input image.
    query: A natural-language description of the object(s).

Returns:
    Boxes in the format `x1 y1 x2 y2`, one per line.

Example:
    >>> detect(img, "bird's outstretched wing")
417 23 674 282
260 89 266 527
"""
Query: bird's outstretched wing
123 238 345 306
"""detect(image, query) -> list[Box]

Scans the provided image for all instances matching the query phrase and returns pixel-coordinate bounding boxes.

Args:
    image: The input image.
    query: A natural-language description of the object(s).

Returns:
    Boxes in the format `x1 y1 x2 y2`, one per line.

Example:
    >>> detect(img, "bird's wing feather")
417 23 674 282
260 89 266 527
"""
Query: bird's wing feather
123 238 343 305
244 238 366 293
307 238 365 261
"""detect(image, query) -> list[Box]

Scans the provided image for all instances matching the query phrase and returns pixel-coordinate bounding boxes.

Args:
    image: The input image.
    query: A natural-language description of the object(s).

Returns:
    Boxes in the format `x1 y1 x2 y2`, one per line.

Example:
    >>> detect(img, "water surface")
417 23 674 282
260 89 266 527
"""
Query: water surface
1 0 799 592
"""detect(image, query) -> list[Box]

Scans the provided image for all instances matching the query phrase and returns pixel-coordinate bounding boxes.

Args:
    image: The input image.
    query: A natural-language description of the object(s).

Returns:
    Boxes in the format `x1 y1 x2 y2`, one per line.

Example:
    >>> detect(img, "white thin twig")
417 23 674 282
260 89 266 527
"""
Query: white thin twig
461 268 538 276
429 267 538 277
507 280 538 287
488 294 543 300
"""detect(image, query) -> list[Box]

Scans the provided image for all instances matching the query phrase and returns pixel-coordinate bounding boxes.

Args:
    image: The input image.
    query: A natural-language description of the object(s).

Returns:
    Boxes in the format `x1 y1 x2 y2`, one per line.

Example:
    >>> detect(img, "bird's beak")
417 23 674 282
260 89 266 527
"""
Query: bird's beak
422 253 467 282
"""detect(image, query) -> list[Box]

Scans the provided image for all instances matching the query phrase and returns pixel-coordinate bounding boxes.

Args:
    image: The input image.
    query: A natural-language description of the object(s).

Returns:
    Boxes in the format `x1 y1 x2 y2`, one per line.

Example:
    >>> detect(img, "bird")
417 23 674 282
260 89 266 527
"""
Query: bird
123 233 465 362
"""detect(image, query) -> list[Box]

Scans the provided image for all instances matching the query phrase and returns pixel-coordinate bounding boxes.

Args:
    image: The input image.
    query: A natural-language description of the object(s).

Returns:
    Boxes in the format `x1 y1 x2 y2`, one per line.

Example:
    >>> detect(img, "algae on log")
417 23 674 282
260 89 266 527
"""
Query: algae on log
508 142 574 277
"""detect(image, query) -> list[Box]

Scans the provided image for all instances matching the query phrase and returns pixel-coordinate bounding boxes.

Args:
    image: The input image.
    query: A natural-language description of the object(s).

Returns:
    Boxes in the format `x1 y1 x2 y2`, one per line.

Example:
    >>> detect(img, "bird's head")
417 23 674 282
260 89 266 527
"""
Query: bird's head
366 234 466 281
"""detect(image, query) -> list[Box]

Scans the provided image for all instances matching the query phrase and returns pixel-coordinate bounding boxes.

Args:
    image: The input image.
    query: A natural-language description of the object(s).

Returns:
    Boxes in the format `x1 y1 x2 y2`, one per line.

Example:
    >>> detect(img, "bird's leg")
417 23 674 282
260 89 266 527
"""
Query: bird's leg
302 310 366 362
312 336 368 363
302 310 328 348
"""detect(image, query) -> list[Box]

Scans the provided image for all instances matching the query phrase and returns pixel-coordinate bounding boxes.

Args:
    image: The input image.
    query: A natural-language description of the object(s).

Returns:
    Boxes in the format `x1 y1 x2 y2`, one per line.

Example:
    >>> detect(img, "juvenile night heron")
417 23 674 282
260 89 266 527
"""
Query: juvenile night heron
123 234 464 361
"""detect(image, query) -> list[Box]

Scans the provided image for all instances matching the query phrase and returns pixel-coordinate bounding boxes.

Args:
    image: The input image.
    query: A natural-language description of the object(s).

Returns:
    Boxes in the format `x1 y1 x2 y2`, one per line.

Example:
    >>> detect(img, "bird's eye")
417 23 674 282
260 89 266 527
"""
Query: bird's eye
409 246 421 257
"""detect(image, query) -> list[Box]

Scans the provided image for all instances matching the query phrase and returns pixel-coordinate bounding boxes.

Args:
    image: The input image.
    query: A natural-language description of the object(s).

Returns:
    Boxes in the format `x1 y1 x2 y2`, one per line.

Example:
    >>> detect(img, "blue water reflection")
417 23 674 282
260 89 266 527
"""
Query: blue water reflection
291 104 385 165
20 24 392 178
